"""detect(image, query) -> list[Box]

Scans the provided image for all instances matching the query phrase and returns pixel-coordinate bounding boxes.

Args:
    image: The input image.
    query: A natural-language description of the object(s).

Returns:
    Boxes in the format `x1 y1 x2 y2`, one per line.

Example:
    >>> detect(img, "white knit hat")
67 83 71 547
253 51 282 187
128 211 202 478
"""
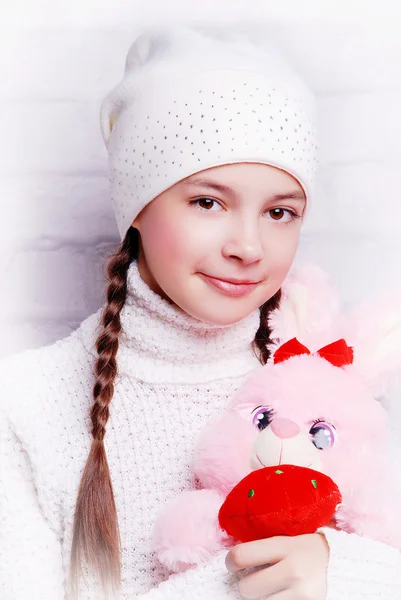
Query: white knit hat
100 25 319 241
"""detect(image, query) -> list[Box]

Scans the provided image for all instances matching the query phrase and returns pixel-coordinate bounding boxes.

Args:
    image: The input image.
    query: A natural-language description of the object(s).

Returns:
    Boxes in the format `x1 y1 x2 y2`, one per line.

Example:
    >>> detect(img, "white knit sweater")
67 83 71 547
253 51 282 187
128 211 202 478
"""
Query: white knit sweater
1 258 400 600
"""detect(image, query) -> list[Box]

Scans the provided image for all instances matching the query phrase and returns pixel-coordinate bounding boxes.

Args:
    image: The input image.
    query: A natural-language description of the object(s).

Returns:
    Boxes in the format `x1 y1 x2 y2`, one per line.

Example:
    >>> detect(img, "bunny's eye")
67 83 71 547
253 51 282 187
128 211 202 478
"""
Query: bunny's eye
252 406 274 432
309 420 336 450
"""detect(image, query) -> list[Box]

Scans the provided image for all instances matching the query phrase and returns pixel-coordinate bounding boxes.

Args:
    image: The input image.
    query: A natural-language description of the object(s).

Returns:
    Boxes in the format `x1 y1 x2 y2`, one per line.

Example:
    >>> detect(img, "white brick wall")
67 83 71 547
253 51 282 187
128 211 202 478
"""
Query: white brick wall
1 1 401 356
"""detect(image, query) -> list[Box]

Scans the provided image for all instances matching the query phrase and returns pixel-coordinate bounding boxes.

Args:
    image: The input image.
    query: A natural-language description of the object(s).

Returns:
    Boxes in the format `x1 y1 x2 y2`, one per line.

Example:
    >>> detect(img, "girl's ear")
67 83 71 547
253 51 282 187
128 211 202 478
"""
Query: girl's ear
345 290 401 397
267 262 341 346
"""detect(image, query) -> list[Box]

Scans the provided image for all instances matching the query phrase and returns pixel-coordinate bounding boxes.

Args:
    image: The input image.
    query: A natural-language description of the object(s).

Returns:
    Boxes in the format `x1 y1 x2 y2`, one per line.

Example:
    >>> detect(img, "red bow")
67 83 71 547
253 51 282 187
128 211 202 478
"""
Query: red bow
273 337 354 367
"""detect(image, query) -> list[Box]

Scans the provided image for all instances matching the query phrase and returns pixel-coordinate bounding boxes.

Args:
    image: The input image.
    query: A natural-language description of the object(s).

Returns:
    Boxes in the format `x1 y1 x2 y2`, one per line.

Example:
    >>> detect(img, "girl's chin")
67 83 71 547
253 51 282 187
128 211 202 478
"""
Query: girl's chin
190 305 259 327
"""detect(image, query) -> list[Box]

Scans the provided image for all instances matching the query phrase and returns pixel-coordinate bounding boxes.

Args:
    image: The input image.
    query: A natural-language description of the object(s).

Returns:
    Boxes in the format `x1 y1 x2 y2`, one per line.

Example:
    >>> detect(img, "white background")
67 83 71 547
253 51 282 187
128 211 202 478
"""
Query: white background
1 0 401 357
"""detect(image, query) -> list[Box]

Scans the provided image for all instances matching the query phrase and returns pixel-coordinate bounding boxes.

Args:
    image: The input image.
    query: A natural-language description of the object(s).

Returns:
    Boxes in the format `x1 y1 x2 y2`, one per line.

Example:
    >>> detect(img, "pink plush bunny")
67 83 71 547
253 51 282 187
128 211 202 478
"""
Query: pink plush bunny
152 264 401 573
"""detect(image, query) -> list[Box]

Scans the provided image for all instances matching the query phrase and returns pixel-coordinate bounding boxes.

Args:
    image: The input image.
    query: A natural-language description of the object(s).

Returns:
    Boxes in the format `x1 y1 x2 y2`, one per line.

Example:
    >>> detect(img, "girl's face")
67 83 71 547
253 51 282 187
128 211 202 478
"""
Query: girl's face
132 162 306 325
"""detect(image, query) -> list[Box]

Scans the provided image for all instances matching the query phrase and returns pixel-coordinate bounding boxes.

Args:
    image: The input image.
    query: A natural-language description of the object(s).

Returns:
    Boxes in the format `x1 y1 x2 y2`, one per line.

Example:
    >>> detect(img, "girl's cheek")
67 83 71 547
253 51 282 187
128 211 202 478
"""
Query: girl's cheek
267 227 301 258
141 211 182 254
155 226 179 253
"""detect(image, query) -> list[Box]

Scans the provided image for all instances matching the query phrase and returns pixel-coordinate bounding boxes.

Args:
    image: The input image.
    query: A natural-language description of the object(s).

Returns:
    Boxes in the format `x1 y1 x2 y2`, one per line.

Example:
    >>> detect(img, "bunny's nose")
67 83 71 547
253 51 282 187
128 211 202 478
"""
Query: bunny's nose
270 418 299 439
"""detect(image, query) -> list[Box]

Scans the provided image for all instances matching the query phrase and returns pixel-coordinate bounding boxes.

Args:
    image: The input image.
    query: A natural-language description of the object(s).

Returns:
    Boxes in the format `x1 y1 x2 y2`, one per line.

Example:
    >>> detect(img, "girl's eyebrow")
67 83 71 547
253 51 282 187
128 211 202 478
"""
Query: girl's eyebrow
184 178 306 204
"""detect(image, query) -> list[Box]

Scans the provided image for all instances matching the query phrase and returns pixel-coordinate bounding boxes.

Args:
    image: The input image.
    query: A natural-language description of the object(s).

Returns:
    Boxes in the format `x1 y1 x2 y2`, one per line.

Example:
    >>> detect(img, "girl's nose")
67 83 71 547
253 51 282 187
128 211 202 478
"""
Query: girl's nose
222 223 264 264
223 240 264 264
270 418 300 439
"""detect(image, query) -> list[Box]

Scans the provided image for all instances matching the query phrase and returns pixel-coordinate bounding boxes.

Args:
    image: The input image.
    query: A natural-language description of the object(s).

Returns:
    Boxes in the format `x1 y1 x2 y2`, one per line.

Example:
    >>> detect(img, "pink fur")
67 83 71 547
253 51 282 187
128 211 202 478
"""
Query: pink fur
152 263 401 572
226 356 401 549
193 410 258 495
152 489 231 572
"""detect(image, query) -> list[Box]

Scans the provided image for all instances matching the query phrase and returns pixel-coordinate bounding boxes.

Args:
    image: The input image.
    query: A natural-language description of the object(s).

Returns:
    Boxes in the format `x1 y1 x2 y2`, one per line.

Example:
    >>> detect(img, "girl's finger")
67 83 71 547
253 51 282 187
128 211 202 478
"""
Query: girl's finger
226 536 291 574
262 590 295 600
238 558 290 599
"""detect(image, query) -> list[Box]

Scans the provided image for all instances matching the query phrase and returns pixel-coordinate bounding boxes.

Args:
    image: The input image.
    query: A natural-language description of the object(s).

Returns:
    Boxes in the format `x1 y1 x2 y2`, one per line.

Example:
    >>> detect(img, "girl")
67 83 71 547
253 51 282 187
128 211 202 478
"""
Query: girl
1 24 400 600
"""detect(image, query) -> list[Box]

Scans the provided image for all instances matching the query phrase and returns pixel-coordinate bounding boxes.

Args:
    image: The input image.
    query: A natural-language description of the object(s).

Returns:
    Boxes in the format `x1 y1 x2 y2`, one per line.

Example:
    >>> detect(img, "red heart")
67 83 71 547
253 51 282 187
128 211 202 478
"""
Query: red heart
218 465 341 542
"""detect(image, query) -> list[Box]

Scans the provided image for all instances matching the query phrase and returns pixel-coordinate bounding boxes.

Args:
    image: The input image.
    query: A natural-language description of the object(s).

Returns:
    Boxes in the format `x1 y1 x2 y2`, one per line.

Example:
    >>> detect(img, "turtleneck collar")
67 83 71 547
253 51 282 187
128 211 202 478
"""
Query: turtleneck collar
78 258 262 384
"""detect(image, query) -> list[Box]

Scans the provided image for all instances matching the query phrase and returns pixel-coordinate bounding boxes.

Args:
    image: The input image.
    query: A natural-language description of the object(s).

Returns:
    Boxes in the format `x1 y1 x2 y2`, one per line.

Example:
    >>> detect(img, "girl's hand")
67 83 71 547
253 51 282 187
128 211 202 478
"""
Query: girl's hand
225 532 329 599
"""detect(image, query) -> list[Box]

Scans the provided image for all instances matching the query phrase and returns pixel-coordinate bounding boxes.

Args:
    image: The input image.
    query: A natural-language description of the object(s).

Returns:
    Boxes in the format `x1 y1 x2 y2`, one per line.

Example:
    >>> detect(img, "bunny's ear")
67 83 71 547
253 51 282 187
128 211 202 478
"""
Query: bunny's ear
267 262 341 347
345 289 401 397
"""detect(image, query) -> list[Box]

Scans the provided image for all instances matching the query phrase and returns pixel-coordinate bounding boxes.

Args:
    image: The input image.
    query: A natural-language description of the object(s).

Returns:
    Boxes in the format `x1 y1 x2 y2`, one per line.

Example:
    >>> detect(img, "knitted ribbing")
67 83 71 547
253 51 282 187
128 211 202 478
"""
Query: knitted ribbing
78 258 262 384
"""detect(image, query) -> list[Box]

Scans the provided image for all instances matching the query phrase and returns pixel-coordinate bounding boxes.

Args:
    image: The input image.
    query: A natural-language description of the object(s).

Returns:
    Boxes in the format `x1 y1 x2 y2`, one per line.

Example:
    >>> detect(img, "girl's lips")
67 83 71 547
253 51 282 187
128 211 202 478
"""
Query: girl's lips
199 273 260 297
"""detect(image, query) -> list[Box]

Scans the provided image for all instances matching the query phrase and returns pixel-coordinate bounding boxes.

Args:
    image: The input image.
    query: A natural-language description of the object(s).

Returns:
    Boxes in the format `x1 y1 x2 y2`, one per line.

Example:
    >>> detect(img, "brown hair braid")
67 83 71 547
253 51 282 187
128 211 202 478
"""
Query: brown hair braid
69 226 281 597
252 287 282 364
69 226 139 599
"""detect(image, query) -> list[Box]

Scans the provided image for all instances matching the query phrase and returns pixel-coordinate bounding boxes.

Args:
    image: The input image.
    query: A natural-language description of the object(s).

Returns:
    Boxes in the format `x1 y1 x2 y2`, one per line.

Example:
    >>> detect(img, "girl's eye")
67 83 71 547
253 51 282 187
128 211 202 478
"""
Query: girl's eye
190 199 301 223
309 421 336 450
252 407 273 432
266 208 300 224
191 197 222 212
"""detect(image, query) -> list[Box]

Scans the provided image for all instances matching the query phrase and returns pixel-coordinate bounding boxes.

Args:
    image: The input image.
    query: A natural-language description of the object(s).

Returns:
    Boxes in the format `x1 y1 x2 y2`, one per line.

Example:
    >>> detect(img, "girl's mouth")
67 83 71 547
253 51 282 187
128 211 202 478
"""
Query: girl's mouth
199 273 260 297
